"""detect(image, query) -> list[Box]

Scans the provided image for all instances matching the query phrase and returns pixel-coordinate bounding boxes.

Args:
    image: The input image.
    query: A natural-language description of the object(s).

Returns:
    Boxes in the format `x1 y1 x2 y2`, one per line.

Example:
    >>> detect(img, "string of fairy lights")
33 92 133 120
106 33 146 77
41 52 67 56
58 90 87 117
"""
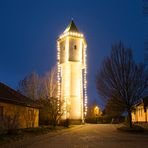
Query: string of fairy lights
57 41 61 111
57 31 87 118
59 32 83 39
84 45 87 117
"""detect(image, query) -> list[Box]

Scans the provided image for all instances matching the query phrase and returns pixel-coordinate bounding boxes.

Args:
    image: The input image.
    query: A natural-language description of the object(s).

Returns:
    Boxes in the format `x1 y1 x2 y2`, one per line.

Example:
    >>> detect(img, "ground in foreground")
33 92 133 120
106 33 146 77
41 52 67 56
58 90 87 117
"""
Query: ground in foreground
2 124 148 148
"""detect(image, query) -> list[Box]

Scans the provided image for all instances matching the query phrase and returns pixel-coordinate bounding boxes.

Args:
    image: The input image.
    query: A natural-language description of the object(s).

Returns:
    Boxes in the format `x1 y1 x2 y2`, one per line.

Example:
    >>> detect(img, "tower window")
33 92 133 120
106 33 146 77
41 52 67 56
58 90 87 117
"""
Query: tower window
74 45 77 50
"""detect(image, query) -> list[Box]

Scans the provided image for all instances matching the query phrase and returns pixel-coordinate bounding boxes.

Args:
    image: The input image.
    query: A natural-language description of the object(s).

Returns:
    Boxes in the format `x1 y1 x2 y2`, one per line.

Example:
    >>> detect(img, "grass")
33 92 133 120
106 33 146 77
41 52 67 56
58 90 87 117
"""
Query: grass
0 125 66 145
0 129 24 144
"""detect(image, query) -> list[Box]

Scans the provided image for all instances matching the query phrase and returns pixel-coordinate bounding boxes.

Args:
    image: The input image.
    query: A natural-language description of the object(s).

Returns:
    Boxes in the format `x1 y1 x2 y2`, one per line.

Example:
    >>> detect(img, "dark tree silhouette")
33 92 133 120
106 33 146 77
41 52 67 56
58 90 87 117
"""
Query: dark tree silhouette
96 42 148 127
144 41 148 63
143 0 148 63
104 97 125 118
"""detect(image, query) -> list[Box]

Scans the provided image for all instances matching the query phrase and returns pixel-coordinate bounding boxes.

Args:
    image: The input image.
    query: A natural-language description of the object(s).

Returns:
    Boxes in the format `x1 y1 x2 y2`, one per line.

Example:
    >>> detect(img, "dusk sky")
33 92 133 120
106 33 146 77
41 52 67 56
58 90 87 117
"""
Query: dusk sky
0 0 148 108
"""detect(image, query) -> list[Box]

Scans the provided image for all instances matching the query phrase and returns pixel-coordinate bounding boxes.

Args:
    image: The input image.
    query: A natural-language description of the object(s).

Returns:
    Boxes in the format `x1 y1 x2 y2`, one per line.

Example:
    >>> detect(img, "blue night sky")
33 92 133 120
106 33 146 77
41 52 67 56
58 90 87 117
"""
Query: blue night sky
0 0 148 108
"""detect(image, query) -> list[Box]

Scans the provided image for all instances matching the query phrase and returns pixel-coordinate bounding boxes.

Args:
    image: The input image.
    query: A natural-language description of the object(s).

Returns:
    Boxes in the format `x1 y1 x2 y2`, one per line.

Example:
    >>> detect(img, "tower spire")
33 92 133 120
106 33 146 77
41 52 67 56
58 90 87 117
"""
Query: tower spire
64 20 79 33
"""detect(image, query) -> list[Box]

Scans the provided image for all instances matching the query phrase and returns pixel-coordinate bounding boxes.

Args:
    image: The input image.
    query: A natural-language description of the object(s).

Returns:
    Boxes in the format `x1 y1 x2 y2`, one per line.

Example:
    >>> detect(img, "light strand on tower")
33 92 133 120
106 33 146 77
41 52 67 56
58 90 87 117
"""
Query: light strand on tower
84 45 87 117
59 32 83 39
57 41 61 111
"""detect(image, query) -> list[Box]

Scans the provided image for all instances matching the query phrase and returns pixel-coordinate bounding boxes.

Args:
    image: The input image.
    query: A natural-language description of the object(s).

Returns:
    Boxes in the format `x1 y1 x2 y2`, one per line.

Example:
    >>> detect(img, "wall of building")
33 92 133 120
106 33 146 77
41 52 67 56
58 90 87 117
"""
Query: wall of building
132 104 147 123
70 62 83 119
60 40 66 63
59 36 84 64
0 102 39 129
69 37 83 62
61 62 83 120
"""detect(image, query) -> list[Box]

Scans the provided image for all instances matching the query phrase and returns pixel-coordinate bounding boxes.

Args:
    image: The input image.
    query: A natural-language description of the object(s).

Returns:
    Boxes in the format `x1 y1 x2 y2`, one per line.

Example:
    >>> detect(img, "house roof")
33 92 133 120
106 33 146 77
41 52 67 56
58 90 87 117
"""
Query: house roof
63 20 80 33
0 82 39 108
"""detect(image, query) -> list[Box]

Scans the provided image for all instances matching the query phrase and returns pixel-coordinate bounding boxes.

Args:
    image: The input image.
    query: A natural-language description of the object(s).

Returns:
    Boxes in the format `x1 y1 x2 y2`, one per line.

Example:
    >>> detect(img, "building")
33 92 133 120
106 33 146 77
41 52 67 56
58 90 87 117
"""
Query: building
57 20 87 123
0 82 39 129
132 97 148 123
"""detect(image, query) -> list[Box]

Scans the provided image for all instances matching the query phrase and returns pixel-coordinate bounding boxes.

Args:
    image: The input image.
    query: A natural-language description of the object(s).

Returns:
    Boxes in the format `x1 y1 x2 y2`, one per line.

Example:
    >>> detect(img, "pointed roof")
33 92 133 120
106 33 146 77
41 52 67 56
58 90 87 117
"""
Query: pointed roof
64 20 80 33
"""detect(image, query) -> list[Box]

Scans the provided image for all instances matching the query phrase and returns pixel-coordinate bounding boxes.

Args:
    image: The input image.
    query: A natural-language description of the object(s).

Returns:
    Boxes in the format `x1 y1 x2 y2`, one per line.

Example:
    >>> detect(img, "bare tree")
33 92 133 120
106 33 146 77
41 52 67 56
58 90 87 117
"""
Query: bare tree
18 72 40 100
48 97 64 127
96 42 148 127
104 97 125 118
42 67 57 98
143 1 148 63
40 67 64 127
18 67 63 127
144 41 148 63
38 97 64 127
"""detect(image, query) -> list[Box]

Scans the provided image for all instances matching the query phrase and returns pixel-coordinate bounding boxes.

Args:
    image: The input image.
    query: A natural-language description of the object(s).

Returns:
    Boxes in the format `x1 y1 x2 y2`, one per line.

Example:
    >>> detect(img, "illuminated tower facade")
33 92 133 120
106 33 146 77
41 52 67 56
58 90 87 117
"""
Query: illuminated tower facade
57 20 87 123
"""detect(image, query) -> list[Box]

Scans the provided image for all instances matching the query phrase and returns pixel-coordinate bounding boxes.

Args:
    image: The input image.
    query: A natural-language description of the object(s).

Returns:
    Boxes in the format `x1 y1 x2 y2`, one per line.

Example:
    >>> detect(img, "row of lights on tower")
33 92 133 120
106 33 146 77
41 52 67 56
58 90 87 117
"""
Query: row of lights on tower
57 41 61 110
59 32 84 40
84 45 87 116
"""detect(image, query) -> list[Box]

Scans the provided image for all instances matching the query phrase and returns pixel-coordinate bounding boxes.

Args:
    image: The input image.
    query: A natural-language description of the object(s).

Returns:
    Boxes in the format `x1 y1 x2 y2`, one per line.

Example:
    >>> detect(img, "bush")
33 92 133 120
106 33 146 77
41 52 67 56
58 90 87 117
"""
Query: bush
85 116 124 124
58 119 70 127
85 117 102 124
64 119 70 127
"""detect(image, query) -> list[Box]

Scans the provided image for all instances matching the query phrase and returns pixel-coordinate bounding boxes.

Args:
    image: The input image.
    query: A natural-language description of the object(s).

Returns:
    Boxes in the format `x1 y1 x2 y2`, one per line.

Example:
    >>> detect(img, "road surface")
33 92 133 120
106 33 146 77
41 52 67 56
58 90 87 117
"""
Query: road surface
3 124 148 148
